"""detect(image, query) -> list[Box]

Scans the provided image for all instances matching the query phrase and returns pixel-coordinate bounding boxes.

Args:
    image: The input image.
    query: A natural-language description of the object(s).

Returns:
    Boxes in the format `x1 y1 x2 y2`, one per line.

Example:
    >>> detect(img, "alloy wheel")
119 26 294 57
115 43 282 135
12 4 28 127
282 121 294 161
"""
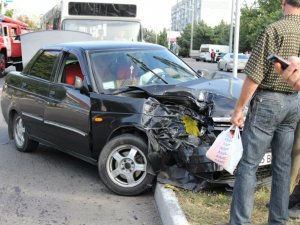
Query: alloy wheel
106 144 147 188
14 116 25 148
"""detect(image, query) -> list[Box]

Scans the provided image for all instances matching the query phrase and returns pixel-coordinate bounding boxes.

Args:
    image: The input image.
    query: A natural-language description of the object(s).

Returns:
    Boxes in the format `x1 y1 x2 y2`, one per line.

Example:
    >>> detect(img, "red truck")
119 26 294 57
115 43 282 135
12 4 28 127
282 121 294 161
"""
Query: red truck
0 15 29 78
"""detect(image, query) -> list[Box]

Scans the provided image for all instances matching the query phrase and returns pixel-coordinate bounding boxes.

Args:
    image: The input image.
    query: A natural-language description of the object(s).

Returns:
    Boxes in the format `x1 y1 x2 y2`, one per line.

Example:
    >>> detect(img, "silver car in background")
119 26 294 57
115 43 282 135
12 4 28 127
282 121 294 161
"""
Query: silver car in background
217 53 249 72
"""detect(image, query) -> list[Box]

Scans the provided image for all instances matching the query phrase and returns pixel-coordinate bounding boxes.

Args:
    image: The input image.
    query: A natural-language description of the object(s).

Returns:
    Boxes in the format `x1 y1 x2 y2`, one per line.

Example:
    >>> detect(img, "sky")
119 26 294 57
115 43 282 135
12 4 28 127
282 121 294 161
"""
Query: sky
7 0 254 31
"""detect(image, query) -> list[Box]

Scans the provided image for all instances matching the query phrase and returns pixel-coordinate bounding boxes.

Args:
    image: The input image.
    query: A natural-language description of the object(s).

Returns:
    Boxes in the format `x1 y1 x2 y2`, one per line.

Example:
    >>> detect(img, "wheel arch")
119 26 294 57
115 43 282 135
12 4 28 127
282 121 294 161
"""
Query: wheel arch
108 126 148 146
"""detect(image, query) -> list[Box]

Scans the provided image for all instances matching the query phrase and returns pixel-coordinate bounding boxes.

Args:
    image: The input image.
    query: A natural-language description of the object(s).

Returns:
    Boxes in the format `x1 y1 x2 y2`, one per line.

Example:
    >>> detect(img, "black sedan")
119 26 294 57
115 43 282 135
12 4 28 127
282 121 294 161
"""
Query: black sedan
1 41 271 195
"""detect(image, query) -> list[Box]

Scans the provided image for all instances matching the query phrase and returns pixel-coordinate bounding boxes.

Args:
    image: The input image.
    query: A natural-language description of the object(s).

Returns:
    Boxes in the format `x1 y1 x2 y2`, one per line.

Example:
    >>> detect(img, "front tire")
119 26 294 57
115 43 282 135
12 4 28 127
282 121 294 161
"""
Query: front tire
98 134 155 196
12 114 38 152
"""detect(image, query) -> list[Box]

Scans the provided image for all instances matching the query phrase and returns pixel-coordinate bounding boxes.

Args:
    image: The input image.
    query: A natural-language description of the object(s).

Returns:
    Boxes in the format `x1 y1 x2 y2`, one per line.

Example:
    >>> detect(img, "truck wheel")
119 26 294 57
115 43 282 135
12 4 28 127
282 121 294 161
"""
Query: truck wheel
0 54 6 78
12 113 38 152
98 134 155 196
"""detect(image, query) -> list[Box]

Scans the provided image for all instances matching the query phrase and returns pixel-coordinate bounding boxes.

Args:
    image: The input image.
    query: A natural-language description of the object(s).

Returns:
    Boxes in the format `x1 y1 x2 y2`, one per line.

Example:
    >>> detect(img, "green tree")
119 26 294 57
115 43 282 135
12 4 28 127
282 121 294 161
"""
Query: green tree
212 20 230 45
239 0 282 52
144 29 157 43
157 28 168 47
177 24 192 57
177 21 214 57
5 9 13 18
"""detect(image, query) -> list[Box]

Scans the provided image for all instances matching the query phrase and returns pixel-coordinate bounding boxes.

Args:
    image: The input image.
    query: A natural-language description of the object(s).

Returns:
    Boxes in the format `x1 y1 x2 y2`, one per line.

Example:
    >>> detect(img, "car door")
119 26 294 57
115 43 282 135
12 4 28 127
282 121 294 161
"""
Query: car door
19 50 61 141
43 51 91 157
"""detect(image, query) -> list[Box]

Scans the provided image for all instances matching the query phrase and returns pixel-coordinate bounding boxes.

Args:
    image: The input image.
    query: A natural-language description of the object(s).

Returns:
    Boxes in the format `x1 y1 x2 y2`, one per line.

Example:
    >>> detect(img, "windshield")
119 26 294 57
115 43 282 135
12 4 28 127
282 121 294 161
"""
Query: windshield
89 49 199 90
62 19 141 41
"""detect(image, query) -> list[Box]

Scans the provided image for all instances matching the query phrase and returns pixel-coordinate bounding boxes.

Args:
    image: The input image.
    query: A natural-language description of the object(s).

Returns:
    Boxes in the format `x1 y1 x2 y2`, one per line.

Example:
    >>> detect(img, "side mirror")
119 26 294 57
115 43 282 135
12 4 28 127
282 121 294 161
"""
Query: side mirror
74 76 83 90
197 69 209 77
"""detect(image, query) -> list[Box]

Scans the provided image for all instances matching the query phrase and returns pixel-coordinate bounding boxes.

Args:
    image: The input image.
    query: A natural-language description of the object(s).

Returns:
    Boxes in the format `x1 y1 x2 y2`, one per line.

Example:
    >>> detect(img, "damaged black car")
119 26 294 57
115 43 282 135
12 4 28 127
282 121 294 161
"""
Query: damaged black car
1 41 271 195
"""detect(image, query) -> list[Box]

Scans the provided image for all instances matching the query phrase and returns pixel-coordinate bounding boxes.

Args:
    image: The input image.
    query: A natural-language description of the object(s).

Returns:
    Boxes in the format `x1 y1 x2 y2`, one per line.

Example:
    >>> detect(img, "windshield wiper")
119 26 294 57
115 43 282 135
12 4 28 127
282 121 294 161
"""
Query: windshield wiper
153 56 194 75
126 54 168 84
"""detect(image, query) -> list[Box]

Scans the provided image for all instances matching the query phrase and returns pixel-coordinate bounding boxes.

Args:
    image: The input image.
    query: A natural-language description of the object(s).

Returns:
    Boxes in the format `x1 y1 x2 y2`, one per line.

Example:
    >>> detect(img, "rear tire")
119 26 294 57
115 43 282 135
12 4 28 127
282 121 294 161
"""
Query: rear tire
225 64 231 72
98 134 155 196
0 53 6 78
12 113 38 152
217 63 222 71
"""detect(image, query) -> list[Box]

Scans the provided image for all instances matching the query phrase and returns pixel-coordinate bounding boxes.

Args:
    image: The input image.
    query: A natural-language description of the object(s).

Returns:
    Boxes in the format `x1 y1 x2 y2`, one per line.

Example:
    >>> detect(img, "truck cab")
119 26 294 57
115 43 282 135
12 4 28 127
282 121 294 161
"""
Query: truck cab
0 15 29 77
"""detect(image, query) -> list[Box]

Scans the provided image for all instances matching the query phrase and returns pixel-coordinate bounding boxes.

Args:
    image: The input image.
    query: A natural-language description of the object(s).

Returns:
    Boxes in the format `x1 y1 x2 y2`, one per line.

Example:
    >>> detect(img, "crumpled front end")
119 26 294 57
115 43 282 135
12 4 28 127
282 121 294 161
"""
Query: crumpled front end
141 88 271 191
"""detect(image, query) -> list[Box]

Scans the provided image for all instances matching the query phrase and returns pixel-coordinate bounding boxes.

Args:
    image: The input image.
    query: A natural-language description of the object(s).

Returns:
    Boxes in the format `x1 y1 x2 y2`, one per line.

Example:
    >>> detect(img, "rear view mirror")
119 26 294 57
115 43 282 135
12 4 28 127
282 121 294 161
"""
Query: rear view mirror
74 76 83 90
197 69 209 77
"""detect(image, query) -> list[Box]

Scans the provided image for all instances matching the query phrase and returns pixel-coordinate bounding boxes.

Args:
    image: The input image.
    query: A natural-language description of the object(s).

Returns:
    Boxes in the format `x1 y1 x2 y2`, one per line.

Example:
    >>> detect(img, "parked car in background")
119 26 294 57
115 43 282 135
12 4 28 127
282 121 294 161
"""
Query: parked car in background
1 40 271 196
217 53 249 72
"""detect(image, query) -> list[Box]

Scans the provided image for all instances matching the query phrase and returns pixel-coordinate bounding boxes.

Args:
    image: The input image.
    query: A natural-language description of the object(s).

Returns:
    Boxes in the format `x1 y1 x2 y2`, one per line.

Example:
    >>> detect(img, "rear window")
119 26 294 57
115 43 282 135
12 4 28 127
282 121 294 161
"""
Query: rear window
200 47 209 52
229 54 249 59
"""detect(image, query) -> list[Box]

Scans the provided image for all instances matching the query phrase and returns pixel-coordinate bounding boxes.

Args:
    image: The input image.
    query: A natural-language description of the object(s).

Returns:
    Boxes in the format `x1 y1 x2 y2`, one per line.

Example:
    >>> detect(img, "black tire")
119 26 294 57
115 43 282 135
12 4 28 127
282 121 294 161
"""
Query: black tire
0 53 6 78
225 64 231 72
98 134 155 196
12 114 38 152
217 63 222 71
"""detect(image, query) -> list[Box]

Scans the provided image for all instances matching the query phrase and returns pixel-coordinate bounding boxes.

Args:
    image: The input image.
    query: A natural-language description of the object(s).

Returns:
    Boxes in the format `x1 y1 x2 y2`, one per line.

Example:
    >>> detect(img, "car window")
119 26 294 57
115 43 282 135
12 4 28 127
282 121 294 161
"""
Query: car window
229 54 248 59
60 53 84 86
238 54 249 59
29 50 60 81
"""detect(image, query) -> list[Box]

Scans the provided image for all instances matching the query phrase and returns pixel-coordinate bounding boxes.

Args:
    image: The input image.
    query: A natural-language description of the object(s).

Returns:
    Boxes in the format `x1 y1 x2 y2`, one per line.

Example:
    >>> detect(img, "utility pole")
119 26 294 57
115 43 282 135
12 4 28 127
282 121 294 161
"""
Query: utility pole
1 0 4 15
233 0 241 78
190 0 194 52
229 0 235 53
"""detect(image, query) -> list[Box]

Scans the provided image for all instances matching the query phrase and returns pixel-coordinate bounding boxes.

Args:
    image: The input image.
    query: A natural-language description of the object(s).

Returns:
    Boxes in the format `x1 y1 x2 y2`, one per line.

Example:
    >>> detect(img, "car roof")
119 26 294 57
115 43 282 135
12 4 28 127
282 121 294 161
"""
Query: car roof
44 41 166 52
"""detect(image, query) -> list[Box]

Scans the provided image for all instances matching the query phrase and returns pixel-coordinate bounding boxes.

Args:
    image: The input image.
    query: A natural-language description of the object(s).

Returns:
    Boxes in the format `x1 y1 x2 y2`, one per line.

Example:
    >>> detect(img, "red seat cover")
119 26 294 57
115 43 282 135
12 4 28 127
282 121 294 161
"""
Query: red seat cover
65 63 83 85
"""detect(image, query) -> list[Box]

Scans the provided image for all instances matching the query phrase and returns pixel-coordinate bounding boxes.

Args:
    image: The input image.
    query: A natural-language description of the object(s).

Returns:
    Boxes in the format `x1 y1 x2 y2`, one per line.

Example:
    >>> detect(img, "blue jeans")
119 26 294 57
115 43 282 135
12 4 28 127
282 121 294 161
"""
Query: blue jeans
230 89 300 225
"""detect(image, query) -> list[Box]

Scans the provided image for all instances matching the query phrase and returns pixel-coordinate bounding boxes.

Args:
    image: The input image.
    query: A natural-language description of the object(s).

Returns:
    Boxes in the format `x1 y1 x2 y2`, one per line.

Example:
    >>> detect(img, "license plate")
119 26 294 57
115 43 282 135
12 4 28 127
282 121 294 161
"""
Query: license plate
259 152 272 166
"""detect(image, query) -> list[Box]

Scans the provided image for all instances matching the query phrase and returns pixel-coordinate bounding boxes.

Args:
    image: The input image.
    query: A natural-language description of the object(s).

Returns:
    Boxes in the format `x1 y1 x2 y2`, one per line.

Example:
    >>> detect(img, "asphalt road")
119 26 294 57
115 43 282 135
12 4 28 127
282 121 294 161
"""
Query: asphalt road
0 77 161 225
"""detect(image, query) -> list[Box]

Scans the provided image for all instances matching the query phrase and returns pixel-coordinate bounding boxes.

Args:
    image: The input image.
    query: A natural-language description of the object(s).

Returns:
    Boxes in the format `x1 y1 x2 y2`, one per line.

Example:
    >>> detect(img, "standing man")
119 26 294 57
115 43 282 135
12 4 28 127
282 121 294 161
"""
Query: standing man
229 0 300 224
275 57 300 219
211 49 215 63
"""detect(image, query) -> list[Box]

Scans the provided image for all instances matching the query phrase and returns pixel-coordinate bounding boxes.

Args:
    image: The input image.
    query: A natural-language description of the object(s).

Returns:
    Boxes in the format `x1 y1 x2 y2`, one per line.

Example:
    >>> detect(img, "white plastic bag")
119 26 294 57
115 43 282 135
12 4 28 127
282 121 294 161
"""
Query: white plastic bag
206 125 243 175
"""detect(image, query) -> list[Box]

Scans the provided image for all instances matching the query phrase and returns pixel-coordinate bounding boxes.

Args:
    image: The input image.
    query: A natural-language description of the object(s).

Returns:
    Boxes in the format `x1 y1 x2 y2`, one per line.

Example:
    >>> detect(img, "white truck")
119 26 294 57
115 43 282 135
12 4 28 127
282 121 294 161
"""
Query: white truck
189 49 200 61
199 44 229 62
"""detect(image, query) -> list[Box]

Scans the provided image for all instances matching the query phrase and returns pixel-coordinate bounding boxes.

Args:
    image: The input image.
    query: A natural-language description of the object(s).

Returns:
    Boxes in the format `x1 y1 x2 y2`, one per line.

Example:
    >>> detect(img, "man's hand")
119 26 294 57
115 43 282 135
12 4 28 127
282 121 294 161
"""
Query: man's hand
275 56 300 90
230 109 244 128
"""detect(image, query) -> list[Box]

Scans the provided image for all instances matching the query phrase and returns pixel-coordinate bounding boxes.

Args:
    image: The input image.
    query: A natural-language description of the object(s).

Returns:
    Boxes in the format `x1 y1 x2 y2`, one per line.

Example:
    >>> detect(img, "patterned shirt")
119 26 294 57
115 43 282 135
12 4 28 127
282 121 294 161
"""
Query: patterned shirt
244 14 300 93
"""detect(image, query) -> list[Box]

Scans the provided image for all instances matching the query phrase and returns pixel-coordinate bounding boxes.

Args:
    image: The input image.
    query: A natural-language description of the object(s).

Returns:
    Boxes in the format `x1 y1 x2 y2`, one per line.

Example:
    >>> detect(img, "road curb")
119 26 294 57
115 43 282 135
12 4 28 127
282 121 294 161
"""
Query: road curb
155 183 189 225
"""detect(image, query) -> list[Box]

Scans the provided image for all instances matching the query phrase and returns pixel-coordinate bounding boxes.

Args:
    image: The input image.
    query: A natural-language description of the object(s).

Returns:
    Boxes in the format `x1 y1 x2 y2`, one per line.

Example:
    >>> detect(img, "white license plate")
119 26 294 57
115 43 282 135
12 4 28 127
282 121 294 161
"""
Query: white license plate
259 152 272 166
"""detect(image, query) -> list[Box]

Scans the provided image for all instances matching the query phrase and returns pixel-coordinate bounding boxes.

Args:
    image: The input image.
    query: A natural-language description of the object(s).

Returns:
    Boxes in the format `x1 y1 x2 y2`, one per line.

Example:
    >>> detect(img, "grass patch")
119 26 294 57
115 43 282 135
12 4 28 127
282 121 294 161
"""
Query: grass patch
175 186 300 225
